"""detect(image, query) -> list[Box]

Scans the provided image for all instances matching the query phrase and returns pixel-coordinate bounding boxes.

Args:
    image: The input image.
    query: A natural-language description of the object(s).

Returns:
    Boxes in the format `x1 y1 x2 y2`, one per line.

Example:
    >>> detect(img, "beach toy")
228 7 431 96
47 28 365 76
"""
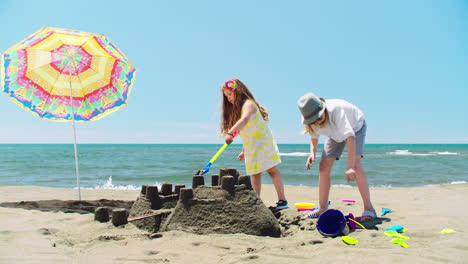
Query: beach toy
342 199 356 203
317 209 349 237
341 236 358 245
391 238 409 248
295 202 315 209
200 131 239 175
384 231 410 239
345 213 357 230
381 208 391 216
347 217 366 230
440 228 456 234
385 225 405 233
297 208 316 212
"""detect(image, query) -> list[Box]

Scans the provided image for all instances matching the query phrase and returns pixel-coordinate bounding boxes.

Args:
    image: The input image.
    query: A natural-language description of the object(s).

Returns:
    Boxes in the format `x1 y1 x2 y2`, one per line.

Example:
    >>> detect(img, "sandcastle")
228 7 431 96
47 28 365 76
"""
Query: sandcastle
113 168 281 237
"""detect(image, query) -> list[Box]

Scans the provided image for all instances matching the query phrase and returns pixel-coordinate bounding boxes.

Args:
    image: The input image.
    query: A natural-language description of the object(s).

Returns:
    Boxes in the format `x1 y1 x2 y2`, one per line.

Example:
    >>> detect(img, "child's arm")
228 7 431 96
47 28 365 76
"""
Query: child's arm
345 136 357 181
225 100 257 144
306 137 319 170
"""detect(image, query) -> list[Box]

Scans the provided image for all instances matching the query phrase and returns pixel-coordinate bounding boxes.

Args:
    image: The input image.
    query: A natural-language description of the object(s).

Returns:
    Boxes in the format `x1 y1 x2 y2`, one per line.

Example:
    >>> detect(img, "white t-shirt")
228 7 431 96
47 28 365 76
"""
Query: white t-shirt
309 99 365 143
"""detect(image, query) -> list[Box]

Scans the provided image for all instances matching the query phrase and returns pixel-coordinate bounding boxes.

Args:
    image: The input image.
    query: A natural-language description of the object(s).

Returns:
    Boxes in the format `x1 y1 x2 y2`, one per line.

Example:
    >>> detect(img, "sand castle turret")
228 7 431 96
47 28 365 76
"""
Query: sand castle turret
128 168 281 237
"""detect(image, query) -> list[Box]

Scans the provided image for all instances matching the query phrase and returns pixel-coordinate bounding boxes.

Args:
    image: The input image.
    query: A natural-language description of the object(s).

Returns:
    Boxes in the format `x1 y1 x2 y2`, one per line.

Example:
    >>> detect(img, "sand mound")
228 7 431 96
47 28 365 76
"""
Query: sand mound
129 169 281 237
161 185 281 237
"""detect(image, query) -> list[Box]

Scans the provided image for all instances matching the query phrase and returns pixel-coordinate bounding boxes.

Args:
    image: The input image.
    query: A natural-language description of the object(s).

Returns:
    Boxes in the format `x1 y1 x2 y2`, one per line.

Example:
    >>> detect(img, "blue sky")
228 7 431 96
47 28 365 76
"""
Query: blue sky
0 0 466 144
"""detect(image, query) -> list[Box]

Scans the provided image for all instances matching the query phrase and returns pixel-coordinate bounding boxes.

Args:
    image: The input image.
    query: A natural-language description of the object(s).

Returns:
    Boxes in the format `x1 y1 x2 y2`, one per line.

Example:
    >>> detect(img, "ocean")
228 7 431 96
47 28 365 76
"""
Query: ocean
0 144 467 190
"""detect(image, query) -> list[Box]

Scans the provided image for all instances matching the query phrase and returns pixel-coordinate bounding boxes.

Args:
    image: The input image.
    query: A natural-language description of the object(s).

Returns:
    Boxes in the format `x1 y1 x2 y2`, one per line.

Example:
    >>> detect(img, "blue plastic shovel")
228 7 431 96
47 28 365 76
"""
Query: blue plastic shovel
200 131 239 175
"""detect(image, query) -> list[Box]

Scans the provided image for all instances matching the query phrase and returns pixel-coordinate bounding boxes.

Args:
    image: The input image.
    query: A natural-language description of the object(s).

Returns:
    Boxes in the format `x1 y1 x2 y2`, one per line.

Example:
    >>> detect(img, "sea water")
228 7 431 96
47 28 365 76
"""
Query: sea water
0 144 466 189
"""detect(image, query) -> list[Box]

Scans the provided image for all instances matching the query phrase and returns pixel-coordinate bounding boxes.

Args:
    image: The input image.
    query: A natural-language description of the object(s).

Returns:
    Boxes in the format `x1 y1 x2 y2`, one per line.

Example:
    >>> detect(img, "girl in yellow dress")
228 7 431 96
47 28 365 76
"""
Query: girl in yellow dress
220 78 287 210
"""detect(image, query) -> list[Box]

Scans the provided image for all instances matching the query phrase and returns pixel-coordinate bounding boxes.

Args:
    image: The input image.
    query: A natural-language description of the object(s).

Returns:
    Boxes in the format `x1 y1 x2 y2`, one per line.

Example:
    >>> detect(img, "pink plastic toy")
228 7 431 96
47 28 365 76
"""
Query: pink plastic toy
297 208 317 212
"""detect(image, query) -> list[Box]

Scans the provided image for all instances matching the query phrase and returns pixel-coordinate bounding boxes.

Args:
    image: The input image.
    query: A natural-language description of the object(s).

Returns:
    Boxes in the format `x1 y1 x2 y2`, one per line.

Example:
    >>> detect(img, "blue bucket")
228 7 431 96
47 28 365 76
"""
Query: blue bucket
317 209 347 237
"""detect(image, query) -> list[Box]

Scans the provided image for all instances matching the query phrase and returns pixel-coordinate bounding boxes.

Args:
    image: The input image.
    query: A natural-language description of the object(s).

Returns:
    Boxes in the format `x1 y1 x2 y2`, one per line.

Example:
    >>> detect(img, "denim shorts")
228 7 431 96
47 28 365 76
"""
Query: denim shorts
321 121 366 160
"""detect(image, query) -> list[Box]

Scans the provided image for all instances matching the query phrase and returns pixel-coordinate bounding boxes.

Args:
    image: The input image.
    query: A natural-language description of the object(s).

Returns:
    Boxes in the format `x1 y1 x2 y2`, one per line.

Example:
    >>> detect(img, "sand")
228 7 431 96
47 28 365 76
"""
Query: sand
0 184 467 264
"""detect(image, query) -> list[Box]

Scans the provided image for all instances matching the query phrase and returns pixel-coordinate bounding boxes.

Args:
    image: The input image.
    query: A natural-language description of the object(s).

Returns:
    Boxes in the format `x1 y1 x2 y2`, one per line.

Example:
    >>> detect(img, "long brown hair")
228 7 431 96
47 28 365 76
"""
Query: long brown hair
220 78 269 134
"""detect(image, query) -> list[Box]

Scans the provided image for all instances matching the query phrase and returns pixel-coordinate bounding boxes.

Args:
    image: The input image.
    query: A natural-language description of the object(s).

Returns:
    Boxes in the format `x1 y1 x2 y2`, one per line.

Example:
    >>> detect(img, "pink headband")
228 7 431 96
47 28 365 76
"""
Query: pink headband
225 80 237 90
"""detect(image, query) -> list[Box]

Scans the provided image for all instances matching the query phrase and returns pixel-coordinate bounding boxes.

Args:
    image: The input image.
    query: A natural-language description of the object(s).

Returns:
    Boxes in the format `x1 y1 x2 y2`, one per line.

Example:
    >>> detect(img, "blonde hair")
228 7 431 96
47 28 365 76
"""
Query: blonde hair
302 109 329 135
220 78 269 134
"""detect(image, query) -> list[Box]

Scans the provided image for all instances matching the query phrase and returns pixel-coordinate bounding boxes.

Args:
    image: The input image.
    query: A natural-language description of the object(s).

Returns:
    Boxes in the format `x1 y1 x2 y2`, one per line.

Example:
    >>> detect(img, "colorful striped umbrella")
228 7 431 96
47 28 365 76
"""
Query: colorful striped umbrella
1 27 136 199
1 26 136 121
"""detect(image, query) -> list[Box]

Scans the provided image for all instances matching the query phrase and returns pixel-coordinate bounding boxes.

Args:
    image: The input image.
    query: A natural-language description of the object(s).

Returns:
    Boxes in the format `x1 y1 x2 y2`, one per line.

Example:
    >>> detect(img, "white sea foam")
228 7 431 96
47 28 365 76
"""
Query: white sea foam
424 181 467 187
450 181 467 185
280 152 309 157
84 176 145 190
386 150 459 156
331 184 353 188
429 151 459 155
367 184 393 188
386 150 432 156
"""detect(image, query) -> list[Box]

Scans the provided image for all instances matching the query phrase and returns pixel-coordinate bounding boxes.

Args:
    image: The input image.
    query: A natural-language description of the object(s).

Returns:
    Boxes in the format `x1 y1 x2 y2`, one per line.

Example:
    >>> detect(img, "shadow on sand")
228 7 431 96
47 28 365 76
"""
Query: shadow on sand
0 199 134 214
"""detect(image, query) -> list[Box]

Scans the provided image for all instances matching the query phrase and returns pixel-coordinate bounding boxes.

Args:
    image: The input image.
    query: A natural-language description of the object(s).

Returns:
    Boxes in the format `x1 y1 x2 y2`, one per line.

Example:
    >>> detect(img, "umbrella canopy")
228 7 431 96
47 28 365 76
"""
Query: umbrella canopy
1 27 136 199
1 26 136 122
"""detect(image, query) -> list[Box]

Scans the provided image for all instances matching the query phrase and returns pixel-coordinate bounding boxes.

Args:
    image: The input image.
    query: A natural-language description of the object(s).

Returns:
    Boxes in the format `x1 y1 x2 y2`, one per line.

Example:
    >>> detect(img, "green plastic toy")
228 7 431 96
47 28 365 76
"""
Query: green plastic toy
341 236 358 245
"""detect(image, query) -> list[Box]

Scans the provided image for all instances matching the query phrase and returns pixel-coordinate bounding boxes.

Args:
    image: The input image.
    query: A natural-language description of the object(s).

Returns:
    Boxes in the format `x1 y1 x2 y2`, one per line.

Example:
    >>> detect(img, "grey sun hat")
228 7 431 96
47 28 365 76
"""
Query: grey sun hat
297 93 326 124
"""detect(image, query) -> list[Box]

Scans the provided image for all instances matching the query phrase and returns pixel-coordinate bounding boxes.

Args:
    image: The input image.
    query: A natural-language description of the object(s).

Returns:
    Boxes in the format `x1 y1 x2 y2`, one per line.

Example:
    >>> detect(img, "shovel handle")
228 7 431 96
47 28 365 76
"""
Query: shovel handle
209 131 239 163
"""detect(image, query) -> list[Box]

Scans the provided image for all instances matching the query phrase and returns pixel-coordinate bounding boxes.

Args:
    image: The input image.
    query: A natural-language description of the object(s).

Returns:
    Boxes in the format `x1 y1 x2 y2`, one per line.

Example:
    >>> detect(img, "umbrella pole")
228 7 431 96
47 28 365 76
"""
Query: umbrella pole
72 121 81 201
69 75 81 201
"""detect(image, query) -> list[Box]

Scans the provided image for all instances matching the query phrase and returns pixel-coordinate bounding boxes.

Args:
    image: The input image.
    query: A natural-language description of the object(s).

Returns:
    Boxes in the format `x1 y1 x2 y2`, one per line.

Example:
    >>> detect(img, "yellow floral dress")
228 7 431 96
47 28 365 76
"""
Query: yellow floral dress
239 108 281 175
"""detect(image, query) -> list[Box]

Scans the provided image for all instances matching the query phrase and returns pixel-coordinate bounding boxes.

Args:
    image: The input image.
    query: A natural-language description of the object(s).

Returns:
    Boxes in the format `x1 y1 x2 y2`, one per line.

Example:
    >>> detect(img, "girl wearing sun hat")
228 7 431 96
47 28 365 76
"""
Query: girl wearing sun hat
297 93 376 221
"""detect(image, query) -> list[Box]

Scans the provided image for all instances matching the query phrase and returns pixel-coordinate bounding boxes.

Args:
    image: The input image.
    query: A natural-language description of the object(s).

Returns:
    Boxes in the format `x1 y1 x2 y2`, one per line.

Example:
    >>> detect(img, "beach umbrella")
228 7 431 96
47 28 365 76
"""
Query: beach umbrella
0 27 136 200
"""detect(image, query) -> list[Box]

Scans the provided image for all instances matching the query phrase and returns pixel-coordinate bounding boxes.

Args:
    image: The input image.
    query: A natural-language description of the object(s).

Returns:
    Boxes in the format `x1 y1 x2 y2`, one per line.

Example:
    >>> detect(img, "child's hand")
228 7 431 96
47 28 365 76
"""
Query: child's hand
345 168 357 182
305 155 315 170
237 152 245 161
225 134 234 144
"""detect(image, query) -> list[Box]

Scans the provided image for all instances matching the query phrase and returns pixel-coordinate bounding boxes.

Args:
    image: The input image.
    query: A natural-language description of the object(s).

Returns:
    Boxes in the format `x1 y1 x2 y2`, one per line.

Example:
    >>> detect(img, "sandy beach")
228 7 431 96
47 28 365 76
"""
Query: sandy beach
0 184 467 264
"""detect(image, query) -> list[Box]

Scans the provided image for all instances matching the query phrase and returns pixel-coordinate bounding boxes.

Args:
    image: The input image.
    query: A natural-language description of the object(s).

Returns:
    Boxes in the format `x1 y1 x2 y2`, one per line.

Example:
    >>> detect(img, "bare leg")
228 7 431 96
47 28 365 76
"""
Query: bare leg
316 157 335 215
251 172 262 195
266 166 286 201
354 156 375 218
